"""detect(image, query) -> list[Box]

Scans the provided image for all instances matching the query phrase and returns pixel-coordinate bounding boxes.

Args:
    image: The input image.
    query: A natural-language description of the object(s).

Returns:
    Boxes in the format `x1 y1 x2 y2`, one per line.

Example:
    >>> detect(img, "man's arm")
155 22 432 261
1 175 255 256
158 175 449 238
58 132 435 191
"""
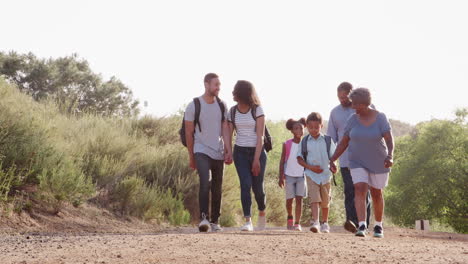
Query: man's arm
222 119 233 164
185 120 196 170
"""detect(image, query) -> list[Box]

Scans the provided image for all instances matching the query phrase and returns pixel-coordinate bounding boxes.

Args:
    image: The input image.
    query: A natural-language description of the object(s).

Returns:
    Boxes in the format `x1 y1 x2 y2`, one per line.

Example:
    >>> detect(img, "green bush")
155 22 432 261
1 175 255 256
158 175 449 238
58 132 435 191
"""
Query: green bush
113 176 190 225
386 111 468 233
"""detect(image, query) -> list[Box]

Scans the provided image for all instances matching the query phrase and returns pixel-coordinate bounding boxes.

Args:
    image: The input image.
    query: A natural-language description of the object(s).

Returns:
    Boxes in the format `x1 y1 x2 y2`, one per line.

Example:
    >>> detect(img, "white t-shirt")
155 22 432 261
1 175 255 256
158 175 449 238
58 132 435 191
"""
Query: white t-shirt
285 142 304 177
228 105 264 148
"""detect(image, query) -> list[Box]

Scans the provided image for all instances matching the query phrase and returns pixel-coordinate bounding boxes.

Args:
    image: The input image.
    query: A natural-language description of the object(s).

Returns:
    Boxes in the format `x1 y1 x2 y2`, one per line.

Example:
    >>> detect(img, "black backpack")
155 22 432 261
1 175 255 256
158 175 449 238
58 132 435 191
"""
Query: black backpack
229 105 273 152
179 97 225 147
301 134 337 185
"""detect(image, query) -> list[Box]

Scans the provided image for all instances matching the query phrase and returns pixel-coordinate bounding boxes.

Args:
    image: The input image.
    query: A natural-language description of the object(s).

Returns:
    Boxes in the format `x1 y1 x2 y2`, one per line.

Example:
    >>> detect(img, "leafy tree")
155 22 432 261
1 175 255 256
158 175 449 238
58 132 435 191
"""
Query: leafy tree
387 108 468 233
0 51 139 117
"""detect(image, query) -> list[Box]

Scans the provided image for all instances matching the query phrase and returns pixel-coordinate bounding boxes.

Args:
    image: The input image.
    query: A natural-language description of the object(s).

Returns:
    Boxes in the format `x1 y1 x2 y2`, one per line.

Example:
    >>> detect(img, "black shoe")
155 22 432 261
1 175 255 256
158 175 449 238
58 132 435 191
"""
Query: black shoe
373 225 384 238
355 224 367 237
344 220 357 233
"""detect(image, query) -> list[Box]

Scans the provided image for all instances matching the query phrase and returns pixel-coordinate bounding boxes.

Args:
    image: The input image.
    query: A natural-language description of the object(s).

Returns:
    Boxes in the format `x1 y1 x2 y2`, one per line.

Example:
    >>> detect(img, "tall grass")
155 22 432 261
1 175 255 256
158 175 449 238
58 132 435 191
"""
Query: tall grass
0 79 191 225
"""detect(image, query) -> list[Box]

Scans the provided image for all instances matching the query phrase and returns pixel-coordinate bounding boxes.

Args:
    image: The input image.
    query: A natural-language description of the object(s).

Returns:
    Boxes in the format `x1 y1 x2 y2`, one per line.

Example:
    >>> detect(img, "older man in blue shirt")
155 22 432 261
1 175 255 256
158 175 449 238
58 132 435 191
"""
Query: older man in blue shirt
327 82 371 233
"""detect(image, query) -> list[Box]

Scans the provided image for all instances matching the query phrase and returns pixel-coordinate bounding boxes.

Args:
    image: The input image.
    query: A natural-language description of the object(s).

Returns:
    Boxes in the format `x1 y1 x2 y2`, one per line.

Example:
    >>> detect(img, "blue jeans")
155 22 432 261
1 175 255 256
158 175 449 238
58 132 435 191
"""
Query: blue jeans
341 167 371 226
233 145 267 217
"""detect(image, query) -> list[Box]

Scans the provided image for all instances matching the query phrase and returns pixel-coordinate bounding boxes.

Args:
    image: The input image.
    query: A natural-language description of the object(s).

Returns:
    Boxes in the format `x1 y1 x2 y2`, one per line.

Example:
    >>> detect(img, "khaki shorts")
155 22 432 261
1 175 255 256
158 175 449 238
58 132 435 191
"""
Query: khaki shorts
306 177 331 208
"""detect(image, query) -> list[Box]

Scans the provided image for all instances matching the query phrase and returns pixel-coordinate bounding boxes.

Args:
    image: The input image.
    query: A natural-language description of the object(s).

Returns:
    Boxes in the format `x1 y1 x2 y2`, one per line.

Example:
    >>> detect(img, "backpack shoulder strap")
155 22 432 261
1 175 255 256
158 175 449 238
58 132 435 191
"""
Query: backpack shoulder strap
193 97 201 132
216 96 225 122
284 139 293 162
229 105 237 130
251 105 257 120
301 135 310 161
324 135 332 159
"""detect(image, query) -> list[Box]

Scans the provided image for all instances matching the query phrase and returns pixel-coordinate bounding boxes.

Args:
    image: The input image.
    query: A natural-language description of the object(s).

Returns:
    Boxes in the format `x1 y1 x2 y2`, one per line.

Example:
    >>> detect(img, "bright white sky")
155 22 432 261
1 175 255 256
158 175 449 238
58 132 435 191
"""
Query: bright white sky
1 0 467 124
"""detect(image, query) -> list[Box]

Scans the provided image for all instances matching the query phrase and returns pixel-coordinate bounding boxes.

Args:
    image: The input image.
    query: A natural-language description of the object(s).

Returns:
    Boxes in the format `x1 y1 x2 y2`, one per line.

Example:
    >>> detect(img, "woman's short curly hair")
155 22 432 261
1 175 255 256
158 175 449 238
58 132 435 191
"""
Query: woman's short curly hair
286 118 306 130
349 88 372 105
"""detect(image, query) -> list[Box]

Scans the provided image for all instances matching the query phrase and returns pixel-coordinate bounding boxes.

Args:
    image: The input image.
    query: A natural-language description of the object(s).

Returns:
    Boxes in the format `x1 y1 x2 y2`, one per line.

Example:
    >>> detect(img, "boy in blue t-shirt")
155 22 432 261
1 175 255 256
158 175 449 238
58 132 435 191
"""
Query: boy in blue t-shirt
297 112 337 233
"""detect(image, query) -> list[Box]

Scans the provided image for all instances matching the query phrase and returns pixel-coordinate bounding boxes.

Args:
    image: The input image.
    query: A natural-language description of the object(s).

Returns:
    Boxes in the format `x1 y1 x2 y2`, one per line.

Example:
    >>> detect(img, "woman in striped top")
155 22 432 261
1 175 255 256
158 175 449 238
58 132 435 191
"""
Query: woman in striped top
227 80 267 232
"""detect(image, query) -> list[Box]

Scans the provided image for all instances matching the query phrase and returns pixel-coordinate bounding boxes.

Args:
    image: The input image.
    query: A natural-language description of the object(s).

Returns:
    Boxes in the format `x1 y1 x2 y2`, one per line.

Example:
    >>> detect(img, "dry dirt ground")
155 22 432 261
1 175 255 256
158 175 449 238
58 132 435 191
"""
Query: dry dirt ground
0 204 467 264
1 227 467 264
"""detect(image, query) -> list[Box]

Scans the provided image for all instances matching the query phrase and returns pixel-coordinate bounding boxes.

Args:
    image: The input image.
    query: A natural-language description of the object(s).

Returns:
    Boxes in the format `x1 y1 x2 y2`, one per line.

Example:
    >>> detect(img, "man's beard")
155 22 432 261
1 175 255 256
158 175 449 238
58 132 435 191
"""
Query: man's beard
341 101 352 107
208 90 219 97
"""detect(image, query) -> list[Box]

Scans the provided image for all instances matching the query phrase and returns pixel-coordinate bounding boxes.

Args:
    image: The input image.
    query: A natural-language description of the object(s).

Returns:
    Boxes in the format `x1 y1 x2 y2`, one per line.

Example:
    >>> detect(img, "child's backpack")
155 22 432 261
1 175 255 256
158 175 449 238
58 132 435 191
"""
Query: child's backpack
179 97 225 147
229 105 273 152
300 134 337 185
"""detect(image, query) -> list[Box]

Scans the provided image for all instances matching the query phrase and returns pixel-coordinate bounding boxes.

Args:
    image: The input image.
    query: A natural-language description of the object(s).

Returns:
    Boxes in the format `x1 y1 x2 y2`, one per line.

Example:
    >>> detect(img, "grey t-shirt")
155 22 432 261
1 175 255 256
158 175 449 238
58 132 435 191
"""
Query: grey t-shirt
344 112 392 173
184 97 228 160
327 105 355 167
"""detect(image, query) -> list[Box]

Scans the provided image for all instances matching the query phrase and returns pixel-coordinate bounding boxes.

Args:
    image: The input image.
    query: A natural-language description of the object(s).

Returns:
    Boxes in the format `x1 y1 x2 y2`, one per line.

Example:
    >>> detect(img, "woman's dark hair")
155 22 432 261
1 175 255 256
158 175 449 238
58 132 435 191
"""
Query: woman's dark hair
233 80 261 107
286 118 306 130
306 112 323 124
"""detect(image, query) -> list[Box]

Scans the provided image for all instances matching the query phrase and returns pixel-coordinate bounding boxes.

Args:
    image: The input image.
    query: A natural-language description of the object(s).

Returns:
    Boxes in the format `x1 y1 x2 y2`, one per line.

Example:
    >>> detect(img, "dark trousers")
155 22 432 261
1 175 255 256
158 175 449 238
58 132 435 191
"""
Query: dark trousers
233 145 267 217
341 167 371 226
194 153 224 223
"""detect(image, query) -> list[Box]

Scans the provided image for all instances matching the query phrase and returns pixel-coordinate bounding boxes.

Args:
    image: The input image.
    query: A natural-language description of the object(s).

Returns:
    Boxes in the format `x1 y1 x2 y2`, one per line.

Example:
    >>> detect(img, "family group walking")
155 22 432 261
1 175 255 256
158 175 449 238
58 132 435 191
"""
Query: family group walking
182 73 394 238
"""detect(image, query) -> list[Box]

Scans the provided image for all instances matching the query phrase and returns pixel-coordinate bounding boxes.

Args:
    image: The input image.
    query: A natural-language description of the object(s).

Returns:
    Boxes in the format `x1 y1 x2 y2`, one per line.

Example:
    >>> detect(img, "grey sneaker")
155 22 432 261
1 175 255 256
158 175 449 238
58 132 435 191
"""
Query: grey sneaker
355 224 367 237
210 223 223 232
257 215 266 231
373 225 384 238
293 224 302 231
320 222 330 233
310 221 320 233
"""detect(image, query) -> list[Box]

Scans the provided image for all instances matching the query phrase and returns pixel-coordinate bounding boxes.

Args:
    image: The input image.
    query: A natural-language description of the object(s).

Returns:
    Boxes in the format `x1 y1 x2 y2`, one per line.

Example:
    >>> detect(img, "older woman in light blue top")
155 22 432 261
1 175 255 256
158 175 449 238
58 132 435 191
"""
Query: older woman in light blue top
329 88 394 238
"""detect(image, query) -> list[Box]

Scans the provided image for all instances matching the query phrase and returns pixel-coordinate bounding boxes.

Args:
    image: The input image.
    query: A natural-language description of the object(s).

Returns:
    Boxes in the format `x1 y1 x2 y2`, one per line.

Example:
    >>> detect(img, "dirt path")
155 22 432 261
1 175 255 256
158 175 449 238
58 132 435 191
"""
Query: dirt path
1 226 467 264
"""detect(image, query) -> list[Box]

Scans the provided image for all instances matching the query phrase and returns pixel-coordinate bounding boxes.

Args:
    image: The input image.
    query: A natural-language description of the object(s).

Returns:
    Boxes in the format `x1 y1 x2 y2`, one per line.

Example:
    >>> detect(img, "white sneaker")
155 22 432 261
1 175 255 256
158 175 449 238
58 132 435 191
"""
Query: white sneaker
310 221 320 233
198 215 210 232
210 223 223 232
240 221 254 231
257 215 266 231
321 222 330 233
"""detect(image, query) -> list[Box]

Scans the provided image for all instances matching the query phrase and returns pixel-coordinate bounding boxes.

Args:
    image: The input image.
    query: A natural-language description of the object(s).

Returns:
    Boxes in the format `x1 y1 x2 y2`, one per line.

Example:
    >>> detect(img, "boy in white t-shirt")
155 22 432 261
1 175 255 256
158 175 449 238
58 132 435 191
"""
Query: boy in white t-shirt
279 118 307 231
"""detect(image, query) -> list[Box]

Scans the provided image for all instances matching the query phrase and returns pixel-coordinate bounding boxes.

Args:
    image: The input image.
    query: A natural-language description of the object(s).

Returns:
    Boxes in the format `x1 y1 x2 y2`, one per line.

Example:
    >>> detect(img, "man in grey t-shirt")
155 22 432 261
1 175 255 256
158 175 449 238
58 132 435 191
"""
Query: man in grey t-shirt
184 73 232 232
327 82 371 233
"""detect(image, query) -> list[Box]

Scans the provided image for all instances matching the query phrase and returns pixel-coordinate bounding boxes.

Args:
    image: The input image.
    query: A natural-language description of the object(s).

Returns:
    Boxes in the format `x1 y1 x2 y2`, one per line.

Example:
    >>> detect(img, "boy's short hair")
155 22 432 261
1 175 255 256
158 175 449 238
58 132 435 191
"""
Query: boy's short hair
337 82 353 93
204 73 219 83
306 112 323 124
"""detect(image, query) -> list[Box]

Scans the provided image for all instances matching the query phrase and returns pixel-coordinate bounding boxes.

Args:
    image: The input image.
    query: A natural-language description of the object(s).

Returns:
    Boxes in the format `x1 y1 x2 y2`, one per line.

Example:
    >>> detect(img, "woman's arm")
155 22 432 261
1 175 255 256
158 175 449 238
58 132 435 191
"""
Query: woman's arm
222 120 233 165
383 131 394 168
329 135 350 163
329 135 350 171
252 115 265 176
279 143 286 187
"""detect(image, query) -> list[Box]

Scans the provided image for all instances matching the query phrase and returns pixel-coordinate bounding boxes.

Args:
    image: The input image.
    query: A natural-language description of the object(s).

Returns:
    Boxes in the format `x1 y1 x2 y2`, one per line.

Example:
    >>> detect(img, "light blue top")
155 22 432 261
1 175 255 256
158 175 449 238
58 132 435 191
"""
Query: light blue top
327 105 355 168
297 134 336 184
344 112 392 174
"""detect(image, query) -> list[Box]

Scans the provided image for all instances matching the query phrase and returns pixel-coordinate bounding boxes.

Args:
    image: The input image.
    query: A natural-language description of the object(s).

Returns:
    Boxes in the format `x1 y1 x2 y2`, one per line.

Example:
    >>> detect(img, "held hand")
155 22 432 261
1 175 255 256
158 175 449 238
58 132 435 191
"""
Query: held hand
224 152 233 165
278 176 285 188
329 161 337 174
252 159 261 177
309 165 324 174
189 155 197 170
384 156 394 168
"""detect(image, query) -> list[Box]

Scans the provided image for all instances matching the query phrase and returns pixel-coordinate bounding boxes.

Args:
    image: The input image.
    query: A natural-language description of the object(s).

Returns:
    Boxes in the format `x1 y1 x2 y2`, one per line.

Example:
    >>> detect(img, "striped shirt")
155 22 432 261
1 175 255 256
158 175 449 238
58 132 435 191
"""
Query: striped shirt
228 105 265 147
